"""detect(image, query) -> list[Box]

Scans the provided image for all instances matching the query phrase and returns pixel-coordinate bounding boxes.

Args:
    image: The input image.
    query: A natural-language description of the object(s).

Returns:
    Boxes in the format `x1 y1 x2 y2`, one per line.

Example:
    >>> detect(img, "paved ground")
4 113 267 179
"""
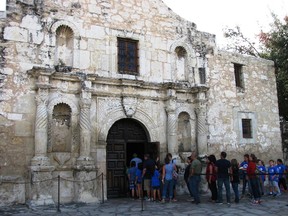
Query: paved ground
0 193 288 216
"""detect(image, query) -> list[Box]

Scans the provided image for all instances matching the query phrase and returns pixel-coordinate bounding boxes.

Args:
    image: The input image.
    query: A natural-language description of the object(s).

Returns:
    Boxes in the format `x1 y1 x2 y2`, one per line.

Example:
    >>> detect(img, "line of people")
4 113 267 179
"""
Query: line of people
127 151 287 205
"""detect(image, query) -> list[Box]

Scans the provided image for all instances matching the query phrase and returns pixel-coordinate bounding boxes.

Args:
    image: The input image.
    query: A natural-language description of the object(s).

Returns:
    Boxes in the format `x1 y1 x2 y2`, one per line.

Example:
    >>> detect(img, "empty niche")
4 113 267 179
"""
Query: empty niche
55 25 74 67
175 46 187 81
177 112 192 152
51 103 72 152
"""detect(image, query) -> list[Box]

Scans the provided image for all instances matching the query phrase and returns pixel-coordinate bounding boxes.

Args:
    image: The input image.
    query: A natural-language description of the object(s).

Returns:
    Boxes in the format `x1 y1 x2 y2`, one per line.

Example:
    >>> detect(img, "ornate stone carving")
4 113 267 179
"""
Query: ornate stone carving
121 97 138 118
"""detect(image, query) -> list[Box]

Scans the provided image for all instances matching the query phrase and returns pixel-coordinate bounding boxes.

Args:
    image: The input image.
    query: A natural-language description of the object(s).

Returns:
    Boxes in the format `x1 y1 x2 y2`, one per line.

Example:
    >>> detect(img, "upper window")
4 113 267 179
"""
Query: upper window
199 68 206 84
117 38 139 75
242 118 252 138
234 63 244 89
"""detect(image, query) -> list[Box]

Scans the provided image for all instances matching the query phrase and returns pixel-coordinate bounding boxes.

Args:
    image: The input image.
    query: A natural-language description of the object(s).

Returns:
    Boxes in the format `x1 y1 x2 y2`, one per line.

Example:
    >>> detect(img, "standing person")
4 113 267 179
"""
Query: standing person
128 161 137 199
142 154 155 201
130 153 142 168
184 156 193 200
247 154 261 204
230 159 240 203
135 162 143 199
268 159 281 196
277 159 287 192
206 154 217 203
215 151 231 205
239 154 251 198
257 159 266 195
151 168 161 202
189 151 202 204
161 156 176 203
166 153 178 201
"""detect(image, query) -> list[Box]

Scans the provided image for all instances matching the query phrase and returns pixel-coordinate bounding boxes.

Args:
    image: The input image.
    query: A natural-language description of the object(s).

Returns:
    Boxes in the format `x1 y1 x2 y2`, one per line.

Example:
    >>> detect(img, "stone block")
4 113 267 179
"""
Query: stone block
14 120 33 137
29 30 44 44
4 26 28 42
20 15 42 30
0 176 25 206
78 50 90 69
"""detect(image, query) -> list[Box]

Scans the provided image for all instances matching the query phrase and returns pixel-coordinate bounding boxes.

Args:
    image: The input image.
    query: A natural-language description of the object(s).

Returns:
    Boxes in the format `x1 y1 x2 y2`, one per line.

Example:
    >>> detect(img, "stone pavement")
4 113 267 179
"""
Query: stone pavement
0 193 288 216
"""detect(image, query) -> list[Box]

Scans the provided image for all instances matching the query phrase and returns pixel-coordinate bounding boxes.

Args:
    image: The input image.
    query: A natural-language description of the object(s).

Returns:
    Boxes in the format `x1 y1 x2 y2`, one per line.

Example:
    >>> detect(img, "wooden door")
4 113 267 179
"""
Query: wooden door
106 118 149 198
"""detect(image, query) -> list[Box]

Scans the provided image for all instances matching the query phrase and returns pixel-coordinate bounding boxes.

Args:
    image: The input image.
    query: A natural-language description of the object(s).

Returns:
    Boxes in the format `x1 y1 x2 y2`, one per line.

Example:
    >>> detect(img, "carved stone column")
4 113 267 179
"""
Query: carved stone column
77 81 94 165
166 98 178 156
195 92 208 155
31 88 50 166
27 68 55 206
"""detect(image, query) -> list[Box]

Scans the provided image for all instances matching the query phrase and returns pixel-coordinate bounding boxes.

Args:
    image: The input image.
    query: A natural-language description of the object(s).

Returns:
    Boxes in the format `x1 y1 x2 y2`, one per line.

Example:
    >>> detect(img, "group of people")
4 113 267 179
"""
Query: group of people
127 151 287 205
127 153 179 203
204 152 287 205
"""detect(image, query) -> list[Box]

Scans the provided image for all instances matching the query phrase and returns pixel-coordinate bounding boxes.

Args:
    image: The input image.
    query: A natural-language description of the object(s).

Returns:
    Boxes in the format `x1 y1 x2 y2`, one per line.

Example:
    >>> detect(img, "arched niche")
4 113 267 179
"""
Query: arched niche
177 112 192 152
175 46 187 81
55 25 74 67
51 103 72 152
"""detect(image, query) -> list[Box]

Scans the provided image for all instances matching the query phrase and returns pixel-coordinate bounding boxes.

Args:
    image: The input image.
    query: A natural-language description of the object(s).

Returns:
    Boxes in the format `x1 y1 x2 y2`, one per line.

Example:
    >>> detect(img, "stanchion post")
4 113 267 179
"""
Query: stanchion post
101 173 104 204
57 175 61 213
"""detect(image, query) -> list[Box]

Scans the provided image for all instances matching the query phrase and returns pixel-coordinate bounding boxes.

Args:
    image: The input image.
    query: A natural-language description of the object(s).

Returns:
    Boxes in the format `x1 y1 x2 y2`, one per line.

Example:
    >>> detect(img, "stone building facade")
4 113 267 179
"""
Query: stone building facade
0 0 282 206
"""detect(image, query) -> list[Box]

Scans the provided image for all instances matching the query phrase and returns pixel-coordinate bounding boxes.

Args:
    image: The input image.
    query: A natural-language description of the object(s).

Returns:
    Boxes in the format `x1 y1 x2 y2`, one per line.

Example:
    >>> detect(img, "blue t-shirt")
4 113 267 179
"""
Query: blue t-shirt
268 166 278 182
164 163 174 181
151 170 160 187
136 169 142 183
257 165 266 182
240 161 248 174
128 167 137 181
277 164 286 178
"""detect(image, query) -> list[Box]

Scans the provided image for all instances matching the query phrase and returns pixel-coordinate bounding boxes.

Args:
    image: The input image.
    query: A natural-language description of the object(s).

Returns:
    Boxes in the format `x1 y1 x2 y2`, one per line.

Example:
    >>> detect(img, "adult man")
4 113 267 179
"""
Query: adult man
141 154 155 201
188 152 202 204
130 153 142 168
215 151 231 205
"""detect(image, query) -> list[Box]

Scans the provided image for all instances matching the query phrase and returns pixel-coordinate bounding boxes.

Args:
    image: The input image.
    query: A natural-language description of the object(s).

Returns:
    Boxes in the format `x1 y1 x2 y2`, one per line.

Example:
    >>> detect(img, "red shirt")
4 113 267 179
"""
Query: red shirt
246 161 257 179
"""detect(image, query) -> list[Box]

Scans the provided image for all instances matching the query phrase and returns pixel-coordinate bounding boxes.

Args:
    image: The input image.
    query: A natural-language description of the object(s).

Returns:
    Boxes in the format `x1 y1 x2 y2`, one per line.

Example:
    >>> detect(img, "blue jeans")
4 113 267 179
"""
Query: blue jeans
162 179 173 199
217 177 231 203
249 178 260 200
189 175 201 203
231 182 239 203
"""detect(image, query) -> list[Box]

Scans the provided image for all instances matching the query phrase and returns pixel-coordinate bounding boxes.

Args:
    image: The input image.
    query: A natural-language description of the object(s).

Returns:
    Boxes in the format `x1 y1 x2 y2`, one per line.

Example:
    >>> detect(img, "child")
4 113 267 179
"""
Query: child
135 162 143 199
151 167 161 202
128 161 137 199
257 159 266 195
277 159 287 192
230 159 240 203
268 160 281 196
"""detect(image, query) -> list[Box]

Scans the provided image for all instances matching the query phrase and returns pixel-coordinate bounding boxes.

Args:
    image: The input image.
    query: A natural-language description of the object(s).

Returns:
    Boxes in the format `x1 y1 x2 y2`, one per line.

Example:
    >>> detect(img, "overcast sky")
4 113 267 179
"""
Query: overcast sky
163 0 288 46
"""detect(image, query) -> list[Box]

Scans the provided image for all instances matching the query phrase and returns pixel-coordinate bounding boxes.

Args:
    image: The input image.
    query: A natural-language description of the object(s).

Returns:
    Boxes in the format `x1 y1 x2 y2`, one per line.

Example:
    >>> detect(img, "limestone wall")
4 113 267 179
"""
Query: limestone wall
206 51 282 162
0 0 282 205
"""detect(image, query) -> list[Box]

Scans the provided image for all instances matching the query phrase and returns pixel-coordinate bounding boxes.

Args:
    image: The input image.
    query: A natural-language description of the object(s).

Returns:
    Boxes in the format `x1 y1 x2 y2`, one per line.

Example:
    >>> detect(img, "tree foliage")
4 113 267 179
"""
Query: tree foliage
224 14 288 120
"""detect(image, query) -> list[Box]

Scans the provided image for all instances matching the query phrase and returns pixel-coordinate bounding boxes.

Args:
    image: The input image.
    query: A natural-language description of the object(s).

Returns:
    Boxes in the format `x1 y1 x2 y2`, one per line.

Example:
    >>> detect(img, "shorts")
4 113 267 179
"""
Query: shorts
143 179 151 191
152 186 160 190
129 181 135 190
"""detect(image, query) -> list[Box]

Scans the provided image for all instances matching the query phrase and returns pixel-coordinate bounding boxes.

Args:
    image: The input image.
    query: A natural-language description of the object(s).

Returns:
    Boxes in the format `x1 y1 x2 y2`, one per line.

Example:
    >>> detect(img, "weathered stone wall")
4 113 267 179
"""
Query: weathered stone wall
0 0 282 205
206 51 282 162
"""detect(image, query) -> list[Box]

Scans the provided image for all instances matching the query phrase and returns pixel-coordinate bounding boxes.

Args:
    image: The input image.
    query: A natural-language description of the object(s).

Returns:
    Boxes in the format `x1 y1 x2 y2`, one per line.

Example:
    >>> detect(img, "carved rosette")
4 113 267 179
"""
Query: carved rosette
122 97 138 118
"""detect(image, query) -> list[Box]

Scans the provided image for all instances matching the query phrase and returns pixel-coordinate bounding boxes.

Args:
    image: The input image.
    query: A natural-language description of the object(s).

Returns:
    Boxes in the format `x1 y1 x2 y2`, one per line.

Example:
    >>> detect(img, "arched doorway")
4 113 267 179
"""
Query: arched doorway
106 118 158 198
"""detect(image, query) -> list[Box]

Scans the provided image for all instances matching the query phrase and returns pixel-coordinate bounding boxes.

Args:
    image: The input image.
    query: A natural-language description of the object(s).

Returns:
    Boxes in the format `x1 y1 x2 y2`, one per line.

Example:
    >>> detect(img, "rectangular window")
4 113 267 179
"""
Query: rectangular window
242 119 252 138
234 63 244 88
199 68 206 84
117 38 139 75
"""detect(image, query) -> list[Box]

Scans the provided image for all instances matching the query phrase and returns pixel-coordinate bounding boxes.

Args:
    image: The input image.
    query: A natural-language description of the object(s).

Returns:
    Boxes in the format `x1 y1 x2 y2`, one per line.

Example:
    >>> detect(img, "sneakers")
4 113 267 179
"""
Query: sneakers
161 199 165 204
216 201 223 205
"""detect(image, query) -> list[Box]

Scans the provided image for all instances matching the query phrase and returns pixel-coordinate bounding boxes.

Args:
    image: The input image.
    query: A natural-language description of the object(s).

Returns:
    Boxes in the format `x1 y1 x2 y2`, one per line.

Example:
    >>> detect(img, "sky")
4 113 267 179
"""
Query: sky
1 0 287 46
163 0 288 47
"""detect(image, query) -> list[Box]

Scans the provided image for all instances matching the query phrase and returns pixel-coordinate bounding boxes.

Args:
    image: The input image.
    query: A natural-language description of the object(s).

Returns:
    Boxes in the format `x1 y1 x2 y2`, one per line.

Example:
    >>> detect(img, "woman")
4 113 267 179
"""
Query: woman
247 154 261 204
206 154 217 202
161 156 176 203
230 159 240 203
